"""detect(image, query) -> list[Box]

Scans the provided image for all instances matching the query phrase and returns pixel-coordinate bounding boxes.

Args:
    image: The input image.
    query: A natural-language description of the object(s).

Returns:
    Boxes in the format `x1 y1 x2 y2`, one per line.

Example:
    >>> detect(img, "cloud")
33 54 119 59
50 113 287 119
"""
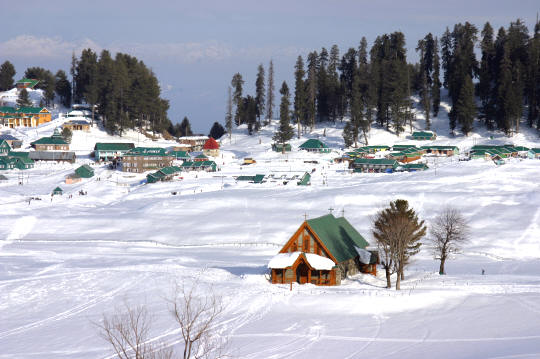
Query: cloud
0 35 301 64
0 35 101 59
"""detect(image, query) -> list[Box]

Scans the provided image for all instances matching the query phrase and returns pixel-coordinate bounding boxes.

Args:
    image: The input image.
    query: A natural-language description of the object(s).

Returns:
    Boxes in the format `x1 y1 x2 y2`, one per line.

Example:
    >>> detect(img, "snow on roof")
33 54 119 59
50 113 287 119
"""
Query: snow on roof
178 136 208 140
355 247 373 265
268 251 335 270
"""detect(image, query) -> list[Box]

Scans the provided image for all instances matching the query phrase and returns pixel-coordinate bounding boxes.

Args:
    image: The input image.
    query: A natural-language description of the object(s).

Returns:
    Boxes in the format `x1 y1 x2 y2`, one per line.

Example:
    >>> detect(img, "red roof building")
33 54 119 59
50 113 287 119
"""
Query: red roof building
203 137 220 157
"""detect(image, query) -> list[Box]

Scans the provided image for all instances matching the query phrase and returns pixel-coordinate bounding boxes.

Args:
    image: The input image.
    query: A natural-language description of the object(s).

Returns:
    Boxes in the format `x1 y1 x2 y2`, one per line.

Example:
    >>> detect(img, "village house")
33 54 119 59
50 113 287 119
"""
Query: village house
528 148 540 159
202 137 220 157
0 134 22 149
146 166 183 183
351 158 399 173
268 214 377 286
31 129 69 151
6 151 34 169
180 160 217 172
0 106 52 128
0 140 10 155
412 131 437 140
421 145 459 156
168 150 190 161
16 78 39 89
299 139 331 153
94 142 135 162
121 147 174 173
63 119 91 132
178 136 208 152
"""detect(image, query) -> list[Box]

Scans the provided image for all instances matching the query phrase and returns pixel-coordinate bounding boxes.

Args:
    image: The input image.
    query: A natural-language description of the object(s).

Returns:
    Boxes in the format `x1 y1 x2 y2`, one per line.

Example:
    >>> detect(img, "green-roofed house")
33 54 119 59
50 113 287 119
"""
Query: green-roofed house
272 143 292 152
168 150 190 161
146 166 183 183
75 164 94 178
0 157 16 170
0 106 51 127
193 153 209 162
0 139 11 155
268 214 377 286
121 147 174 173
52 187 63 195
299 139 331 153
400 163 429 172
352 158 399 173
94 142 135 161
180 160 217 172
412 131 437 140
16 78 40 89
31 128 69 151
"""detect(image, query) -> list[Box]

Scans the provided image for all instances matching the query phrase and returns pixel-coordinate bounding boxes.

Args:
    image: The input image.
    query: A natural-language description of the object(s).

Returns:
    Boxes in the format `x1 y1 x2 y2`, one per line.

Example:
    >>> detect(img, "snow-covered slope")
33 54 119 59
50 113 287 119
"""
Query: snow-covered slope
1 96 540 358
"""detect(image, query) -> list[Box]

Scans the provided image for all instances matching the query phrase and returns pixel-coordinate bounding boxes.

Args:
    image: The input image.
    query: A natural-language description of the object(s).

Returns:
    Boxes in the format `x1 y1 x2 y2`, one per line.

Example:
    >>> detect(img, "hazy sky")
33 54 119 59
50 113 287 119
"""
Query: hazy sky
1 0 538 133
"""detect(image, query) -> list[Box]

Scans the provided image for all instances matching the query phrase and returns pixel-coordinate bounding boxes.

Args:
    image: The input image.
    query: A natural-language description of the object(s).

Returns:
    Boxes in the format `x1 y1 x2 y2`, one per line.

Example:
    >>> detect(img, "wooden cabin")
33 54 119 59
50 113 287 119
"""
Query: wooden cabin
268 214 377 286
412 131 437 140
351 158 398 173
94 142 135 161
121 147 174 173
299 139 331 153
0 134 22 149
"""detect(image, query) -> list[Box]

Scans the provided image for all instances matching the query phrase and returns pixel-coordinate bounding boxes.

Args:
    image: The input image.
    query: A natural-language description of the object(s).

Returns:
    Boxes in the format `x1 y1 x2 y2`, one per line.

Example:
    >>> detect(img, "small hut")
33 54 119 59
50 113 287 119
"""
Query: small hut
52 187 63 195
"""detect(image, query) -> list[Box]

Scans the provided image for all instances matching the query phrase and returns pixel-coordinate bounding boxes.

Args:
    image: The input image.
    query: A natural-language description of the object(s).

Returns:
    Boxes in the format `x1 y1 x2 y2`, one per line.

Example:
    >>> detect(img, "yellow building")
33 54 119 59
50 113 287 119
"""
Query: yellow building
0 106 52 128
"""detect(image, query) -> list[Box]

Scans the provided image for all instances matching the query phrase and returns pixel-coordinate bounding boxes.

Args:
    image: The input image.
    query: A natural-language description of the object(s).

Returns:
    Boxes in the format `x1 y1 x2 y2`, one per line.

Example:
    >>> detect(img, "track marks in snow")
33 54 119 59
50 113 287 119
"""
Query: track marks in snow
0 273 146 340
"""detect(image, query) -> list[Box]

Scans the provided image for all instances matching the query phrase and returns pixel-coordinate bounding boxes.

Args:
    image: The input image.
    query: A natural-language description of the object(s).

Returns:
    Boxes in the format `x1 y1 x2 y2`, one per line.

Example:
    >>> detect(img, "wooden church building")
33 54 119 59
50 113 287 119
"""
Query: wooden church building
268 214 377 286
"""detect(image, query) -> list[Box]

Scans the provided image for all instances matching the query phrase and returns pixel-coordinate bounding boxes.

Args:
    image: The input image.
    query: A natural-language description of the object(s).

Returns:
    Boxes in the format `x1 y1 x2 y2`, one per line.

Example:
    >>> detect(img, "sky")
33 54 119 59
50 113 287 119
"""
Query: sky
1 0 538 133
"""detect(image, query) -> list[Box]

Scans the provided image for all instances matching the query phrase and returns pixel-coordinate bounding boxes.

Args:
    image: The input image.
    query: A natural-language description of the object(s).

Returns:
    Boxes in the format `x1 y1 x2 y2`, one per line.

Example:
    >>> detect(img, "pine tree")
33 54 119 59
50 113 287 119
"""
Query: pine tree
440 27 452 88
432 37 442 117
416 34 435 130
317 47 329 122
17 88 32 107
496 43 517 135
266 60 275 123
55 70 72 108
478 22 496 129
179 117 193 137
273 81 294 152
454 74 476 135
0 61 16 91
255 64 265 125
225 87 233 141
306 51 318 132
526 21 540 129
349 71 364 147
209 121 226 139
328 45 342 122
231 73 244 126
293 56 307 138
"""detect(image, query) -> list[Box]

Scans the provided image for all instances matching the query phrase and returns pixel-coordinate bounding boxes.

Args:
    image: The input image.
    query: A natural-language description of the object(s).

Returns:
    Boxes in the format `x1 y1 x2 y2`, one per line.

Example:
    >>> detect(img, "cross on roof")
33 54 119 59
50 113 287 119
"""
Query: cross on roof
328 207 334 214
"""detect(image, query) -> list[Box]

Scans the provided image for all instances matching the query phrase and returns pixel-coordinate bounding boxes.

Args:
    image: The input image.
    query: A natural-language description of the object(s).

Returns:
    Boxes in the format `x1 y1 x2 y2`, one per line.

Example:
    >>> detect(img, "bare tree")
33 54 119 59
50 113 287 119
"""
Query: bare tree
169 281 228 359
97 303 173 359
430 207 470 275
373 199 426 290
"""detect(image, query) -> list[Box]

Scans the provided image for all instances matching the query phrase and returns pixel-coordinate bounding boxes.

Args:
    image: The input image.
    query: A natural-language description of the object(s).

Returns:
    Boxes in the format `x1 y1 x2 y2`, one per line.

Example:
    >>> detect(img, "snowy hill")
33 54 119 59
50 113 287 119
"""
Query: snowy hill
1 96 540 358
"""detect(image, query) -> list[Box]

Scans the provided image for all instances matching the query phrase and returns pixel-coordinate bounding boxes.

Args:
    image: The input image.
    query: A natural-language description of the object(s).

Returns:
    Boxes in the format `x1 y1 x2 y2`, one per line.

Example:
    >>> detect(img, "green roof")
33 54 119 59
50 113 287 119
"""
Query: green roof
529 148 540 153
299 139 328 149
420 145 458 150
52 186 63 194
364 145 390 149
94 142 135 151
8 151 29 158
392 144 418 150
195 154 208 159
75 164 94 178
124 147 169 156
512 146 529 151
306 214 370 263
168 150 189 158
412 131 436 138
31 131 68 146
402 163 429 170
16 78 40 88
354 158 398 166
158 166 182 175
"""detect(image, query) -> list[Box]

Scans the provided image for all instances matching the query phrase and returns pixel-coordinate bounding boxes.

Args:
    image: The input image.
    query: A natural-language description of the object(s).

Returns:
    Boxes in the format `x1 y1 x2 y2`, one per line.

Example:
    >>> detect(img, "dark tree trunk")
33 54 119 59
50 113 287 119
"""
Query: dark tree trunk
385 266 391 288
